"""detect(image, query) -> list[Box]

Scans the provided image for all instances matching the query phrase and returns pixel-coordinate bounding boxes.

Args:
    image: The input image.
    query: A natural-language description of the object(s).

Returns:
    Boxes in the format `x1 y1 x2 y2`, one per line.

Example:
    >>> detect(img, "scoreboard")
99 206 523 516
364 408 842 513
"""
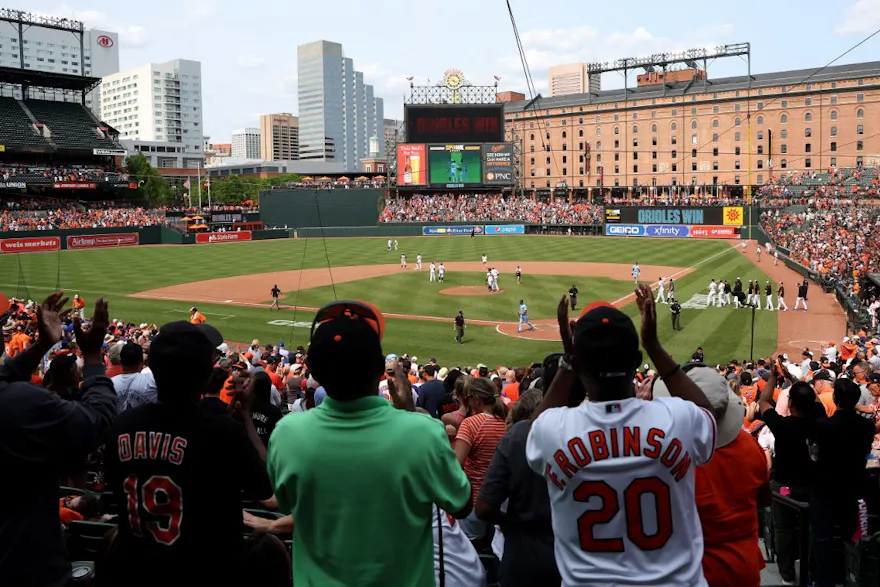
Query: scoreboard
405 104 505 144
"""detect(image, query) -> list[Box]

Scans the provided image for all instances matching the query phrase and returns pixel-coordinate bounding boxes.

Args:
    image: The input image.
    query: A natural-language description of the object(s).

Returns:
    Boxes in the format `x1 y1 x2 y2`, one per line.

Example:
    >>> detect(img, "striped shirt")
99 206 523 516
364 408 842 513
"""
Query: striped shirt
455 412 507 503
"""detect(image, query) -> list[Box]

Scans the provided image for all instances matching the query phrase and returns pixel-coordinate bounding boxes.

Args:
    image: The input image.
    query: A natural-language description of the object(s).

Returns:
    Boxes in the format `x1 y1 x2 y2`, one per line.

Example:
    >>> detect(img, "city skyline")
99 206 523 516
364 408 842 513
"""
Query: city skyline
21 0 880 143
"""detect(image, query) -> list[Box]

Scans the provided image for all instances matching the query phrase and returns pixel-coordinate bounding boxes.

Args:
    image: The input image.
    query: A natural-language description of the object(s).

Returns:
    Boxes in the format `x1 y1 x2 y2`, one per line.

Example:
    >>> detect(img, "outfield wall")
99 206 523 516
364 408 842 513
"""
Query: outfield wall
258 189 383 229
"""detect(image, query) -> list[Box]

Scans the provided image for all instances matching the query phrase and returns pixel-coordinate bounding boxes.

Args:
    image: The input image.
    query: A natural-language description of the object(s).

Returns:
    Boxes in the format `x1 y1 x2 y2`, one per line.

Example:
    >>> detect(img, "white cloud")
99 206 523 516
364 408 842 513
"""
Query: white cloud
835 0 880 35
184 0 218 19
46 6 149 48
493 23 737 97
235 54 266 69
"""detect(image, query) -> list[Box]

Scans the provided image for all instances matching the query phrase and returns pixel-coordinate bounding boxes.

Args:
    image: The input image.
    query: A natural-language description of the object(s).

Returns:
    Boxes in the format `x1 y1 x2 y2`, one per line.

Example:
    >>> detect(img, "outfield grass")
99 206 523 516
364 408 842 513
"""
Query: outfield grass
0 236 777 367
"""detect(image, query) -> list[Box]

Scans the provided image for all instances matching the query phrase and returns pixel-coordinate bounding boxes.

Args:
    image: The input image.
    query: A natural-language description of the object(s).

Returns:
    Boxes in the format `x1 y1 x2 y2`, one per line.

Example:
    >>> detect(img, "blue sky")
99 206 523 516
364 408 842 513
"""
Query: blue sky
26 0 880 142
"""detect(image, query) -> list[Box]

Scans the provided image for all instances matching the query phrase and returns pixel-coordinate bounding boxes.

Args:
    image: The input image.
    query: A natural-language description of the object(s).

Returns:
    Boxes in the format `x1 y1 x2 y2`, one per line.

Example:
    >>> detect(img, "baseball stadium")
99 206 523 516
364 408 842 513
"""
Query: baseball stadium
2 4 880 587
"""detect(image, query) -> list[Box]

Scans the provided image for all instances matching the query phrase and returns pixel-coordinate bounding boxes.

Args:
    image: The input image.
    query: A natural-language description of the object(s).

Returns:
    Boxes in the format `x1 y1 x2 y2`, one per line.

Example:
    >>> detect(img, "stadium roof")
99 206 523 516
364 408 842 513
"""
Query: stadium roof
504 60 880 113
0 66 101 93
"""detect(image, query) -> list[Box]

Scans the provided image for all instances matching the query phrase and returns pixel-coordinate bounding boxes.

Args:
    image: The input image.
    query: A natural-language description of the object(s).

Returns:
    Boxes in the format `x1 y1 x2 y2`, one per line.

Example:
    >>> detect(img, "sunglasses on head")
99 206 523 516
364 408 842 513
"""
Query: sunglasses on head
310 300 385 341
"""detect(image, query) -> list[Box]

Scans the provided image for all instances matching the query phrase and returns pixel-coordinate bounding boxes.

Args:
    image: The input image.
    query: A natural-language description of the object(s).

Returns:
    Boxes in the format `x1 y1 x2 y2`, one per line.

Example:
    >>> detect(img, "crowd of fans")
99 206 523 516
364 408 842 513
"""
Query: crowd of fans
761 203 880 292
0 206 165 231
379 193 604 224
1 286 878 587
758 167 880 205
0 163 128 183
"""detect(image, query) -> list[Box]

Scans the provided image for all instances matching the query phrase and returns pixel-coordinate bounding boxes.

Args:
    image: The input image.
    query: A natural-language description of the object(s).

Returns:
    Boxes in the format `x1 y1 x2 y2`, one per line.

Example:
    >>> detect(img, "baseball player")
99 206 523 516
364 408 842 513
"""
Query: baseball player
795 281 808 311
777 282 789 311
724 281 732 306
393 239 399 251
764 281 775 311
416 254 423 271
868 299 879 329
668 278 675 301
486 270 494 293
569 285 579 311
525 289 716 587
270 284 281 310
515 266 522 284
400 253 407 270
756 245 762 262
72 294 86 319
491 267 500 292
429 262 437 282
746 281 755 306
707 279 718 307
438 263 446 282
518 300 535 332
387 239 392 252
481 254 488 268
632 262 641 284
655 277 667 304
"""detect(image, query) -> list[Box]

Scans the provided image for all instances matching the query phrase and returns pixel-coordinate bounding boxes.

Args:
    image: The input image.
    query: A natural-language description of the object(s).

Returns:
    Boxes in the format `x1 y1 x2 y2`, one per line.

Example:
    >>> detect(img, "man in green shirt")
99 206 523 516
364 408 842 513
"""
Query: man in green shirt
268 301 472 587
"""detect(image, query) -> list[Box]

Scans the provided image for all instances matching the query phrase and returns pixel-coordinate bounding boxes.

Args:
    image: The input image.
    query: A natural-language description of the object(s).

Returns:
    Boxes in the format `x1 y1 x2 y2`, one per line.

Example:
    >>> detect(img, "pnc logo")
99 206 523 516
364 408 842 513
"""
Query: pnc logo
486 173 495 180
96 35 114 48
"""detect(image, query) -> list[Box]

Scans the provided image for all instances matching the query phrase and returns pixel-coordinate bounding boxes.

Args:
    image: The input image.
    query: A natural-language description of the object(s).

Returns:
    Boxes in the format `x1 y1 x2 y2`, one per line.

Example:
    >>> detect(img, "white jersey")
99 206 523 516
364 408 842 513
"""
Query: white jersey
491 268 499 279
430 263 436 273
708 282 717 294
439 264 445 274
433 506 487 587
481 255 488 264
526 397 715 587
632 264 641 277
417 255 422 264
657 278 665 290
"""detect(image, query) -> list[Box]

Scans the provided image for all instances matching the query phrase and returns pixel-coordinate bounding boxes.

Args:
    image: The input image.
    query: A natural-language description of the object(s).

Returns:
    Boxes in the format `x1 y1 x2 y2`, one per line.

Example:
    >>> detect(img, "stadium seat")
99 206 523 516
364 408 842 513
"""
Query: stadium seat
66 520 117 561
0 97 51 149
24 99 123 151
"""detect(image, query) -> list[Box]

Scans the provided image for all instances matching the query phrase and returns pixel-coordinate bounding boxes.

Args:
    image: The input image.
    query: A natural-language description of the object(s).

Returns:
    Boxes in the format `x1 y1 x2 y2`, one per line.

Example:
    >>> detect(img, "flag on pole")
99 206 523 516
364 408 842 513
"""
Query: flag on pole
183 179 191 190
203 178 211 189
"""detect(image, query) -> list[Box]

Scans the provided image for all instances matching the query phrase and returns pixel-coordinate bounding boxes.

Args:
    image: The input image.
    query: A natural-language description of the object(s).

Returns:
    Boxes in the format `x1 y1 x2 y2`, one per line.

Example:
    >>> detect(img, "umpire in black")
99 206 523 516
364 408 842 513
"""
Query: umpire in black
670 299 682 331
454 311 465 344
568 285 579 311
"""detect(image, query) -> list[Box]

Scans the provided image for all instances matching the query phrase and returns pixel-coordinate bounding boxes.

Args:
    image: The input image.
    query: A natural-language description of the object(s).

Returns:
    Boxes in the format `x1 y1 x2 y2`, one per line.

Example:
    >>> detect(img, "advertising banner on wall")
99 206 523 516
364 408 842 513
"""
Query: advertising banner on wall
397 144 427 186
605 224 645 237
645 225 691 238
484 224 525 235
689 225 739 238
0 236 61 253
605 206 744 226
52 182 97 190
422 225 484 236
195 231 253 244
67 233 139 250
482 143 515 185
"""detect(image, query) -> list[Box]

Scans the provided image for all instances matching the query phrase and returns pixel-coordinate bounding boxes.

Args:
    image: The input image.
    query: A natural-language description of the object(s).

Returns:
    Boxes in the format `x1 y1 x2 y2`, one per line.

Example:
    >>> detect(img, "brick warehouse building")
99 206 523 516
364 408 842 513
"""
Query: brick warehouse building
501 60 879 196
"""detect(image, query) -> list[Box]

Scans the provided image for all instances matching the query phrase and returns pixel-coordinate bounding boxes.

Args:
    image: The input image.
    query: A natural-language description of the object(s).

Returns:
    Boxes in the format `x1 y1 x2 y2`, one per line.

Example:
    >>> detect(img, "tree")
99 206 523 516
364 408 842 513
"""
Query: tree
124 153 172 206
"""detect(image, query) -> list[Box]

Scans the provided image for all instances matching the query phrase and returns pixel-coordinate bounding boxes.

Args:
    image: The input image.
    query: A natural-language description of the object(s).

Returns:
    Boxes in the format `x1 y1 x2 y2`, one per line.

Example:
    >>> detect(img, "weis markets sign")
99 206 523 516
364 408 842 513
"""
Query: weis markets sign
67 233 139 250
195 231 253 244
0 236 61 253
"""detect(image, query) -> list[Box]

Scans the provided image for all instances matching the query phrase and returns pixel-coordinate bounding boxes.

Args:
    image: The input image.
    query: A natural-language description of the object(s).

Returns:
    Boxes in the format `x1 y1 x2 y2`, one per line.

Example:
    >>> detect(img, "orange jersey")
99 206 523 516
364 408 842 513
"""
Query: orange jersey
190 312 207 324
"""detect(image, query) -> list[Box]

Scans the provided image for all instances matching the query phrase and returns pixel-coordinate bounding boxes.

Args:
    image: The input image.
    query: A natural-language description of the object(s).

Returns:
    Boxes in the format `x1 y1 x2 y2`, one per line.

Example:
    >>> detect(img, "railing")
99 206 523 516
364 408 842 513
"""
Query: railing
772 492 811 587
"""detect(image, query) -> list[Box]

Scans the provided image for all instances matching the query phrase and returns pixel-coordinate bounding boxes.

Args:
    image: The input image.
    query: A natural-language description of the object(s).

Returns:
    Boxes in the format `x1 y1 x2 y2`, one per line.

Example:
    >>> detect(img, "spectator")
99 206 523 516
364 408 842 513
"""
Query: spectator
112 342 157 412
809 379 875 587
476 387 562 587
201 366 232 415
0 293 116 587
416 364 445 418
454 377 508 542
102 321 272 587
267 301 472 585
250 371 282 447
43 353 81 400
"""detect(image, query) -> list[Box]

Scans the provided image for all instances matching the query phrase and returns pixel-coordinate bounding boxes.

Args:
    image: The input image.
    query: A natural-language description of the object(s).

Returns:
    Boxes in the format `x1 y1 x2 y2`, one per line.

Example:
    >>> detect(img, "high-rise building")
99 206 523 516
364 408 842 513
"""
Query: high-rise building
383 118 402 157
0 9 120 115
259 113 299 161
231 127 261 159
297 40 384 172
548 63 601 97
100 59 204 155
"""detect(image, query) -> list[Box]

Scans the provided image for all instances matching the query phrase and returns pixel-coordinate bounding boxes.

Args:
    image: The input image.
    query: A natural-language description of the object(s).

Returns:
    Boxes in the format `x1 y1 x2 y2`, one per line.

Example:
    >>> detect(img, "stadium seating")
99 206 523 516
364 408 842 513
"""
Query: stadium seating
0 97 51 150
24 99 122 151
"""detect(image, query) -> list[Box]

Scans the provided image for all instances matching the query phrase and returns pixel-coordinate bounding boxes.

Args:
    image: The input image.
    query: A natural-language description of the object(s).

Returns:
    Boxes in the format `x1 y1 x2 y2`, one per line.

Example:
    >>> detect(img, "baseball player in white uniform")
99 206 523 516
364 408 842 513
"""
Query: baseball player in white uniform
433 506 487 587
491 268 500 292
481 254 488 268
868 299 879 329
393 239 399 251
632 263 641 284
400 253 407 270
429 262 437 282
438 263 446 282
526 290 716 587
776 282 789 311
764 281 775 311
416 254 423 271
387 239 392 252
486 270 494 293
707 279 718 307
756 245 762 262
655 277 667 304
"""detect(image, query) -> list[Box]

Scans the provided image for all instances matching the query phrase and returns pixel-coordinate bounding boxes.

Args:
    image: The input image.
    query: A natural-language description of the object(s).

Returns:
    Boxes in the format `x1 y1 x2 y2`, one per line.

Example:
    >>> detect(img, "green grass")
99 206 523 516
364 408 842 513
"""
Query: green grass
0 236 778 367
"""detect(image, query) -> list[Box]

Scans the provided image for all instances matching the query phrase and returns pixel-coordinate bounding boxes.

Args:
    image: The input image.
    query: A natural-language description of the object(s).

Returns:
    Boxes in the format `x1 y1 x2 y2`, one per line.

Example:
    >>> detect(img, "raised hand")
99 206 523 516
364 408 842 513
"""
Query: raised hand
557 294 574 355
73 297 109 357
635 375 655 401
36 291 70 347
634 284 659 348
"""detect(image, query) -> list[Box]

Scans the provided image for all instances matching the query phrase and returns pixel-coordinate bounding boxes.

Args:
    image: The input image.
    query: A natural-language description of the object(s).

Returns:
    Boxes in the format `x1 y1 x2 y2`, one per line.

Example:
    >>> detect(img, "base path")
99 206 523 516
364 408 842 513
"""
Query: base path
739 240 847 358
440 286 505 296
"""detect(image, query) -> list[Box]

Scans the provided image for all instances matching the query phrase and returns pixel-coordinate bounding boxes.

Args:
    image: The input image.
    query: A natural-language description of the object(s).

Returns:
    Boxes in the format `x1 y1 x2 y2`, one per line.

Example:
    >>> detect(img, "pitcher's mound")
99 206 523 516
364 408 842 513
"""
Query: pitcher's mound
440 286 505 296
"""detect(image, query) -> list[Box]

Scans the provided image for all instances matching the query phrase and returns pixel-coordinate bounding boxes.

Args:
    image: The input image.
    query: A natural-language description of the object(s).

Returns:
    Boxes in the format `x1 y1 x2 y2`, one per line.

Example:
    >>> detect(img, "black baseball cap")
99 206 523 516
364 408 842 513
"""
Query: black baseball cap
868 372 880 384
196 323 224 348
811 369 835 383
573 302 639 379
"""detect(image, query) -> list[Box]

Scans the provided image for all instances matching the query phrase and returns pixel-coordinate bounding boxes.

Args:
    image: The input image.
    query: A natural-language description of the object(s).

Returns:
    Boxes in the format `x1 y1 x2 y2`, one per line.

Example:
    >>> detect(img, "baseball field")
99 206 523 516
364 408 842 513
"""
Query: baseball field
1 235 782 366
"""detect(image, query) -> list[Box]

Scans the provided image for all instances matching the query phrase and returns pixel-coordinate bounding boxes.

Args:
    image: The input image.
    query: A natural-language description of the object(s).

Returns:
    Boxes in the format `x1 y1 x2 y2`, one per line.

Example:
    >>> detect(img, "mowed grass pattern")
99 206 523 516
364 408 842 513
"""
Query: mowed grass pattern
0 236 776 366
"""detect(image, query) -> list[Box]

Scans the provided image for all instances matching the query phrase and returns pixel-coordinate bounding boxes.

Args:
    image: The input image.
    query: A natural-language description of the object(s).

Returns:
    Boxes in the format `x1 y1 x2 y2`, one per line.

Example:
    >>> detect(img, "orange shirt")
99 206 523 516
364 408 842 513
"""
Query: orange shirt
741 385 758 405
59 499 84 526
503 381 520 403
696 431 768 587
9 332 29 356
267 369 283 391
190 312 207 324
455 413 507 504
818 391 837 417
72 298 85 310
